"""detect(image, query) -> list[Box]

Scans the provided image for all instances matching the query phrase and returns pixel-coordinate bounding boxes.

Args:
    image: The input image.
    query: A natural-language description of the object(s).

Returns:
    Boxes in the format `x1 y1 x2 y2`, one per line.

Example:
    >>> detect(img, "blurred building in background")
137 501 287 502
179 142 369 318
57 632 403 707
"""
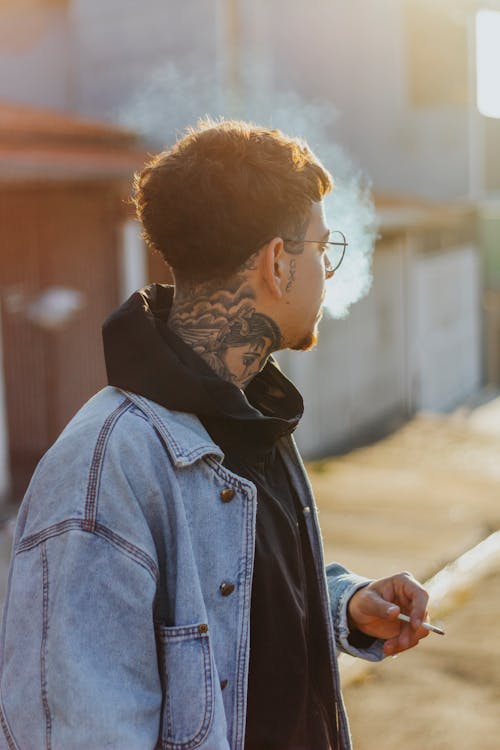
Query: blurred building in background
279 197 480 456
2 0 500 199
0 102 149 499
0 0 498 496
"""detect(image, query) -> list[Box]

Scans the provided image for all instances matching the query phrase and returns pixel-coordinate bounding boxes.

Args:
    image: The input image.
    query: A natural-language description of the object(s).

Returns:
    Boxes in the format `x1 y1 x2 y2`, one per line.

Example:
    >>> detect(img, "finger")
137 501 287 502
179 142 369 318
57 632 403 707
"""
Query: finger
379 573 423 621
365 591 401 621
386 618 430 653
384 622 420 655
417 609 431 638
401 579 429 629
395 622 414 652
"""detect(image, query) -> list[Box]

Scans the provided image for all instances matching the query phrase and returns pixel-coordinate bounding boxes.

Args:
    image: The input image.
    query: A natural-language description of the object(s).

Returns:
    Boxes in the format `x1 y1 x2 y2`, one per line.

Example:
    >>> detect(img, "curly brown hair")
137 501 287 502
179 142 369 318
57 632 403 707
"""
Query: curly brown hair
133 118 332 284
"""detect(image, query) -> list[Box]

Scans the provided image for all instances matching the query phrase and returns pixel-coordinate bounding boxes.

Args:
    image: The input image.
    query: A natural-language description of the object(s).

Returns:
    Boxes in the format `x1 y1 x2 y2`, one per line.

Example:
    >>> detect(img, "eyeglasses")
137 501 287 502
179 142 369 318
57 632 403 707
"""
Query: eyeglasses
282 230 348 278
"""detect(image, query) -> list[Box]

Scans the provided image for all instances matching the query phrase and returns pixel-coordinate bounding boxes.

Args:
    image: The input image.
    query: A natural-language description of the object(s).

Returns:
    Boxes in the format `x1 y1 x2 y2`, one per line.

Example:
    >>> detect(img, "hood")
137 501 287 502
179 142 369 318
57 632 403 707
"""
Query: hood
102 284 303 457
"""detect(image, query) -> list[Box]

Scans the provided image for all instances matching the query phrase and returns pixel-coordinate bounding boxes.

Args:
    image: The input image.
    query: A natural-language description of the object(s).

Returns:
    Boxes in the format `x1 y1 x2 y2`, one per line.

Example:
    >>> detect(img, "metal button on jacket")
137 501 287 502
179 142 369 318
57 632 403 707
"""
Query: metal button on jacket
220 679 228 690
219 581 235 596
220 488 235 503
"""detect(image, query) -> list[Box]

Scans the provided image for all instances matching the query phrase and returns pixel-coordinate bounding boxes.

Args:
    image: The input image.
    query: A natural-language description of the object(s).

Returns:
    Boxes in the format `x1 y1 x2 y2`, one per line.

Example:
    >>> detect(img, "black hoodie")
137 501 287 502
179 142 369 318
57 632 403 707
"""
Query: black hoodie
103 284 335 750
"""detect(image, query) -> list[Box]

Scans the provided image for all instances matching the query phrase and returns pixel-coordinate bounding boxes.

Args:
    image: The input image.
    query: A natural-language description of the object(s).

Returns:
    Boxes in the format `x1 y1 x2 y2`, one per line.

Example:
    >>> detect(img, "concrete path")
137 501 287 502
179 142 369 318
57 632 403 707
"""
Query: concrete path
310 397 500 586
307 393 500 750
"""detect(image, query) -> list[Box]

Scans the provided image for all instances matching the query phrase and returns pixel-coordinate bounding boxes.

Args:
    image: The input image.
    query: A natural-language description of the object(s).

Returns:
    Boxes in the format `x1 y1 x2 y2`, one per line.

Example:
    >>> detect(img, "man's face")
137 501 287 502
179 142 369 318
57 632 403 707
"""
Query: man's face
283 201 331 352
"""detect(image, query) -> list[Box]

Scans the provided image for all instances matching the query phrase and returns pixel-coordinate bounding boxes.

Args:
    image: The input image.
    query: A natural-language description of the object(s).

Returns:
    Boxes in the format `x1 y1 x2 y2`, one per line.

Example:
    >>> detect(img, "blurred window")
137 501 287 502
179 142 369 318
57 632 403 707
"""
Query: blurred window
404 0 468 107
476 9 500 119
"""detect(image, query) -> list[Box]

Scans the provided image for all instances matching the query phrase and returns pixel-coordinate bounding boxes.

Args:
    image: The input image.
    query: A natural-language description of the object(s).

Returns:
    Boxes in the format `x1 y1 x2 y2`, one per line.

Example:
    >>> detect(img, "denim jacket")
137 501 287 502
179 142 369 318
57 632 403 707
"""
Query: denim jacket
0 386 384 750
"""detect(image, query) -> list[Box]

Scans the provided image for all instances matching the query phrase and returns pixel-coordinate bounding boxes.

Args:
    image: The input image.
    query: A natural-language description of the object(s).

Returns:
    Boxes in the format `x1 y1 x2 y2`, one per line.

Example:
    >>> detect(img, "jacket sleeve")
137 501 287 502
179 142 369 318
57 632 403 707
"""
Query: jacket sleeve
0 528 162 750
325 561 386 662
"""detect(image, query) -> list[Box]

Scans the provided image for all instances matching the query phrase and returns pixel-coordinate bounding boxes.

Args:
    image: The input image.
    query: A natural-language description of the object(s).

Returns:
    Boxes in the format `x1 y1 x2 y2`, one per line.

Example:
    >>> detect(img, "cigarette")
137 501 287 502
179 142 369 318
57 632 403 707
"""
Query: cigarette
397 612 445 635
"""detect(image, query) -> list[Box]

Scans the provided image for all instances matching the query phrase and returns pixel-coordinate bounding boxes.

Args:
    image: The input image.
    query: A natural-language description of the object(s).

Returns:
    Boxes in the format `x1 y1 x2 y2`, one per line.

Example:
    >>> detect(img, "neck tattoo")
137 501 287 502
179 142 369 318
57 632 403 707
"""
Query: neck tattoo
169 273 282 389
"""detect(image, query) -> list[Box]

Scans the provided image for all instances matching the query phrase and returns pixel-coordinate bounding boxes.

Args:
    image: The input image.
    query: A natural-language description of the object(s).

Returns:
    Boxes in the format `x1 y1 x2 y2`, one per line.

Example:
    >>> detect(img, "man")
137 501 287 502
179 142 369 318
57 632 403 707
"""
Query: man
0 119 430 750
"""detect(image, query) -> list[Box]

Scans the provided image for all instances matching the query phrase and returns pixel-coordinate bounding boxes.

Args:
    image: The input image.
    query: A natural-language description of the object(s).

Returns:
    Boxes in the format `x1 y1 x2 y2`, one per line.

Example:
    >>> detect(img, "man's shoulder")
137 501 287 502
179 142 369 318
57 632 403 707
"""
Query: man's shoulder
14 388 225 544
36 386 224 495
54 387 219 462
113 389 224 467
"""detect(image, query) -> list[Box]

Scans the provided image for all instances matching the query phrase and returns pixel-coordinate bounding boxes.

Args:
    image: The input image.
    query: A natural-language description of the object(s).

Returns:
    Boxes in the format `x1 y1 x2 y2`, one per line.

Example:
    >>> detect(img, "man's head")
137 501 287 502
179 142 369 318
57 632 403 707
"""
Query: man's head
133 118 332 285
135 119 336 375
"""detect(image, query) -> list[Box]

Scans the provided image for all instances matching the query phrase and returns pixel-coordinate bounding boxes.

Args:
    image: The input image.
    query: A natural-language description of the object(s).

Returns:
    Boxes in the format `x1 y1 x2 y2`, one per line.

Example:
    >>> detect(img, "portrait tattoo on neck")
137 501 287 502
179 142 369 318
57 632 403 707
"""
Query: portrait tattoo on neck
169 276 282 388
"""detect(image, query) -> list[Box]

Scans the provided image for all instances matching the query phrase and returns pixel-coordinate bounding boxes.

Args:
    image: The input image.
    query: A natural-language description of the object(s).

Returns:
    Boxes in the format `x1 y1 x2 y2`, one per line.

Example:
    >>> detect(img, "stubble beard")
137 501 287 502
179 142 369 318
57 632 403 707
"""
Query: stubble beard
290 300 325 351
290 322 320 352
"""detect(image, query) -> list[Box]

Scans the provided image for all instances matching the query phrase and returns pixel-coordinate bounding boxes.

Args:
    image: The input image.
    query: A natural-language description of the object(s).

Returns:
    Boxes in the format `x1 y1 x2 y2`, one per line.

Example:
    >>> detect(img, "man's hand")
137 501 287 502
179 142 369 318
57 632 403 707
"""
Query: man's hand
347 571 430 656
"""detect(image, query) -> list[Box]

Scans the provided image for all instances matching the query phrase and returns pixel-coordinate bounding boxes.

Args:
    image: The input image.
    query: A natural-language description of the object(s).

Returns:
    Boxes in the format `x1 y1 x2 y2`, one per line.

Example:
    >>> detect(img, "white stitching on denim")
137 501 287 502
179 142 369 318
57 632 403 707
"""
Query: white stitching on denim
16 521 159 584
233 479 256 746
157 627 214 749
84 399 132 531
203 456 255 497
40 543 52 750
0 700 20 750
121 391 223 465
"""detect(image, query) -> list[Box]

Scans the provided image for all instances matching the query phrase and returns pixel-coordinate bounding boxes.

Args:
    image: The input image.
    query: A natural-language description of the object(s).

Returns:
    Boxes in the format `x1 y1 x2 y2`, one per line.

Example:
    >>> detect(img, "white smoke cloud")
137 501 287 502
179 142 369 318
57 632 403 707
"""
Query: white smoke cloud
116 63 378 319
242 84 378 319
118 62 222 145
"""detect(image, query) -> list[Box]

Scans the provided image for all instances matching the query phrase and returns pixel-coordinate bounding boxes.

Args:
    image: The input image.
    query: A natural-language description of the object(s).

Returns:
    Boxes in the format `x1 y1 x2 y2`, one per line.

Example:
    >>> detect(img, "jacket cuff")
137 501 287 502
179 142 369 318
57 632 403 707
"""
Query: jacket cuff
326 562 386 662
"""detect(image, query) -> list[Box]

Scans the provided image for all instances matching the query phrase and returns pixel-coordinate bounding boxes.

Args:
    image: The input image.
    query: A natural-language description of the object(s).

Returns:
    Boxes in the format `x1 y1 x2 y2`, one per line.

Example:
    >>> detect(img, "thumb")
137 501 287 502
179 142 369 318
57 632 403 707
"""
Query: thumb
367 591 400 620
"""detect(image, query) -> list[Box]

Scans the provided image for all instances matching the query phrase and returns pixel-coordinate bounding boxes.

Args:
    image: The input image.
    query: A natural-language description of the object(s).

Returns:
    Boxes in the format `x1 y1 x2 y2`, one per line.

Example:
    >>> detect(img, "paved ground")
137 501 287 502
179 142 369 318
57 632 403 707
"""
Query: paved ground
342 568 500 750
0 393 499 748
309 394 500 750
310 409 500 583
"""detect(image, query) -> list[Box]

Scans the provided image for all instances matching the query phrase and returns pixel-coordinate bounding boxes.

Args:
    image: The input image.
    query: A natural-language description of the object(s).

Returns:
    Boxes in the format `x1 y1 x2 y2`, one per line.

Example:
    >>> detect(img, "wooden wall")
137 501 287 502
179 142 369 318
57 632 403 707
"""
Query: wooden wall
0 182 122 497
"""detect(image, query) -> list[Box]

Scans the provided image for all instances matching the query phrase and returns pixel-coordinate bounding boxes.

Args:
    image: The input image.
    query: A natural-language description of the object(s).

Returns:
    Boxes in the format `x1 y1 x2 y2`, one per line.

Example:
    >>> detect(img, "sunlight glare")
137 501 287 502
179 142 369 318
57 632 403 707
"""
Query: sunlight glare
476 9 500 118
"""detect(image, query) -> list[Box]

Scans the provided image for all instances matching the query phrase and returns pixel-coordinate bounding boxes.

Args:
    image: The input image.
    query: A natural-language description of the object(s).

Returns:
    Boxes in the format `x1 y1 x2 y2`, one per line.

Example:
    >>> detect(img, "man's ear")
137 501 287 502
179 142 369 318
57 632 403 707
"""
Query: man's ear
261 237 287 299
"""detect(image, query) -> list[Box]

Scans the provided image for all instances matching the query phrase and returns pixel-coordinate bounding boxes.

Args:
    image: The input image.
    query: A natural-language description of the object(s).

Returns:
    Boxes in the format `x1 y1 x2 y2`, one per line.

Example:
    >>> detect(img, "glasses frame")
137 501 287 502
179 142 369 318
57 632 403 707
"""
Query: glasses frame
282 230 348 278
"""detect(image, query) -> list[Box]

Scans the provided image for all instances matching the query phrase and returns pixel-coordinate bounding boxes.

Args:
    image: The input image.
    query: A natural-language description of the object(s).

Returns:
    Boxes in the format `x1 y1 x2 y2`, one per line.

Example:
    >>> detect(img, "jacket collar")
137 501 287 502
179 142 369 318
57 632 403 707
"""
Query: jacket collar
119 388 225 467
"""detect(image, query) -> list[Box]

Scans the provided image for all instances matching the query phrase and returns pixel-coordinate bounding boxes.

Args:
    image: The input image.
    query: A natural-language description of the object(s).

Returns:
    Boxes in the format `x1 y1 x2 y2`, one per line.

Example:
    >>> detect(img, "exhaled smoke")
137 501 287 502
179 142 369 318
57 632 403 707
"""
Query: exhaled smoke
117 63 378 319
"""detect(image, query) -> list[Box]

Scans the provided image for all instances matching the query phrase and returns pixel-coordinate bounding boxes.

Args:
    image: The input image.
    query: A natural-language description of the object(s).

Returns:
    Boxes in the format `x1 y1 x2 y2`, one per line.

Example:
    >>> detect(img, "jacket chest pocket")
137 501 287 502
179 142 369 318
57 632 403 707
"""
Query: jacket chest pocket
156 622 214 749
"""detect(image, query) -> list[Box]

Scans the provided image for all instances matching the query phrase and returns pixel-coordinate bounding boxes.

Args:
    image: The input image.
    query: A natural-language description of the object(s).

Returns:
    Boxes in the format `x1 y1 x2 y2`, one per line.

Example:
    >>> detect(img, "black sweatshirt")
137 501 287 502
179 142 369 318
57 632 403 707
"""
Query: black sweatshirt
103 284 335 750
